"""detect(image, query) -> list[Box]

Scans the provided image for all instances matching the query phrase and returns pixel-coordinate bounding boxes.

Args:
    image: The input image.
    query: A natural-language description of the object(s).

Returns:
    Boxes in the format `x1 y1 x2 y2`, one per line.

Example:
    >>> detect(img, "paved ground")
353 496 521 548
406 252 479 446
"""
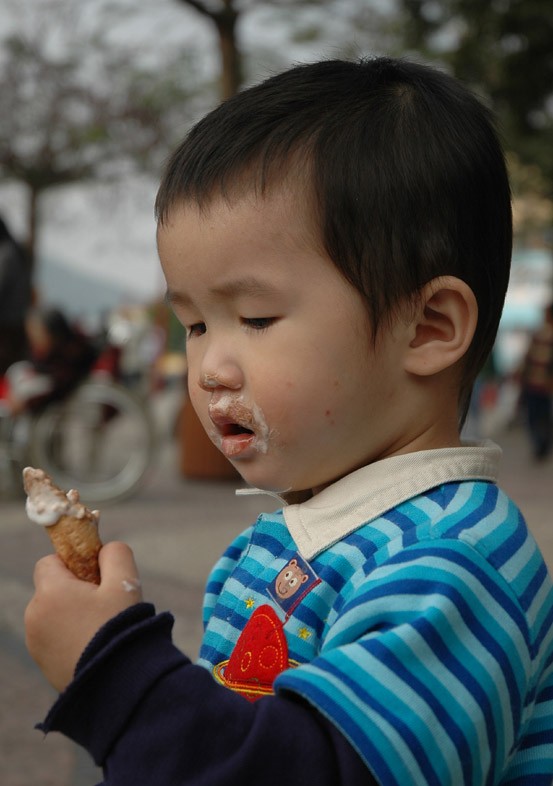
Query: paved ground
0 397 552 785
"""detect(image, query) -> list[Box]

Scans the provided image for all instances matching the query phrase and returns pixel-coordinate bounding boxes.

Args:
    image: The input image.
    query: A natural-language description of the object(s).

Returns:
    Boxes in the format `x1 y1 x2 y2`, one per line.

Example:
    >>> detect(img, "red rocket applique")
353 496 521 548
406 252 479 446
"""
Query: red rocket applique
213 604 294 702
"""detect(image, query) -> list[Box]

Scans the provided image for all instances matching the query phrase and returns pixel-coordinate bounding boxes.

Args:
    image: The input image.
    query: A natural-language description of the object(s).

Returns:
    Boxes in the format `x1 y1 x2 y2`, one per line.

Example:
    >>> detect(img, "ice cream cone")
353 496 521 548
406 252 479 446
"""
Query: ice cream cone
23 467 102 584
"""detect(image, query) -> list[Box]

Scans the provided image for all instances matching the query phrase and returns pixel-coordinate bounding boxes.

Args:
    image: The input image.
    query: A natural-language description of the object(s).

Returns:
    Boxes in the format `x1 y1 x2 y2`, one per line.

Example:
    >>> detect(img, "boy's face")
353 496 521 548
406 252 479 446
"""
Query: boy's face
157 189 409 493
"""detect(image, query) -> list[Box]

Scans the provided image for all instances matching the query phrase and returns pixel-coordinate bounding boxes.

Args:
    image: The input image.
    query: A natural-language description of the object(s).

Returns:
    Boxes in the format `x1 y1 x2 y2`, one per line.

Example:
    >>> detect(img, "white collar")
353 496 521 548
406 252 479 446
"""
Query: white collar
279 441 502 560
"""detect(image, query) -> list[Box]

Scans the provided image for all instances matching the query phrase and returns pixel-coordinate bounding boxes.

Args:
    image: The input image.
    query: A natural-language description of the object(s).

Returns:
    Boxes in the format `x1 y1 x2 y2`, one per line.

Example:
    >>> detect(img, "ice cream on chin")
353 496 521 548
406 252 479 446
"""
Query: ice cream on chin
23 467 103 584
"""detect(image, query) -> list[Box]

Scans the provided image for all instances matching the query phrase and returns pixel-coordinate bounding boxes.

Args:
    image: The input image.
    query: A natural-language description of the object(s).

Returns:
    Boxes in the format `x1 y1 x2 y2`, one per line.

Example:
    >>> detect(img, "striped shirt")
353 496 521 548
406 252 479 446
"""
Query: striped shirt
199 443 553 785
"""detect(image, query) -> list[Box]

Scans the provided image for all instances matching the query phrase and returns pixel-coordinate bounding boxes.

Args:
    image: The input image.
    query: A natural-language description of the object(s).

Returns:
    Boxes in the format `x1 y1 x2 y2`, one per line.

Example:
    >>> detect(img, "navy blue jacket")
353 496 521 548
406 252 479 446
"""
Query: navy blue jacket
40 603 374 786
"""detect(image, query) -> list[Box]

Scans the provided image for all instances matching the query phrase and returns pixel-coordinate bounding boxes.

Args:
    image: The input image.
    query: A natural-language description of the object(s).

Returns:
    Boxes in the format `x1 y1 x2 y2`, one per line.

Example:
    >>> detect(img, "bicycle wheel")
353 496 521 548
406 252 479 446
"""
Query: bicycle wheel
29 381 156 504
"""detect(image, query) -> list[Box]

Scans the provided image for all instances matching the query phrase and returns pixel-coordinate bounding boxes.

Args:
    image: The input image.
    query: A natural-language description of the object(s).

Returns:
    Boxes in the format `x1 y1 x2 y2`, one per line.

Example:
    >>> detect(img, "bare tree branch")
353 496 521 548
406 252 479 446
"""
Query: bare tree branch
0 4 200 267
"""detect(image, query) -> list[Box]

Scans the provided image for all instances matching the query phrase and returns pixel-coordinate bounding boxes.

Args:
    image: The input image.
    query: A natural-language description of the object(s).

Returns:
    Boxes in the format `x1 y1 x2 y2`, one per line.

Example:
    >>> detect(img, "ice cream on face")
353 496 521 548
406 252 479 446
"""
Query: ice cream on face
208 394 272 458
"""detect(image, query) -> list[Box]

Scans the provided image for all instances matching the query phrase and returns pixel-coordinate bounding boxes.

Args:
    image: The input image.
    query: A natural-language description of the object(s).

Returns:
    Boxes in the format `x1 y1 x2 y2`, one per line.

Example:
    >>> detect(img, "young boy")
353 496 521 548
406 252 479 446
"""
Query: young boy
25 57 553 786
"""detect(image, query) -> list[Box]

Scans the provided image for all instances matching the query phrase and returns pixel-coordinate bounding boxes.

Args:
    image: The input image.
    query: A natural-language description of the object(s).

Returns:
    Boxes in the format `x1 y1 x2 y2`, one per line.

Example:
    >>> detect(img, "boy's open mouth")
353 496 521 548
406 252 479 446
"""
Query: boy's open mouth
216 422 256 458
221 423 254 438
208 396 270 457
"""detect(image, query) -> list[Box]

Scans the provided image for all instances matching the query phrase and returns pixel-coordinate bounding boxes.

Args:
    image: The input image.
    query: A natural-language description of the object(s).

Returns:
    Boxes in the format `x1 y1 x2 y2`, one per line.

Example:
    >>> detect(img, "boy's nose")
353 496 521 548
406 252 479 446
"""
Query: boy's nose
198 364 242 392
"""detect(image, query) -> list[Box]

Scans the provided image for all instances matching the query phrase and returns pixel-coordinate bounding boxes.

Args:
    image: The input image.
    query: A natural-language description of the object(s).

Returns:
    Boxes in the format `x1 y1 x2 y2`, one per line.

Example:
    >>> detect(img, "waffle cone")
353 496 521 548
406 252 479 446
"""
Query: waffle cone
45 512 102 584
23 467 102 584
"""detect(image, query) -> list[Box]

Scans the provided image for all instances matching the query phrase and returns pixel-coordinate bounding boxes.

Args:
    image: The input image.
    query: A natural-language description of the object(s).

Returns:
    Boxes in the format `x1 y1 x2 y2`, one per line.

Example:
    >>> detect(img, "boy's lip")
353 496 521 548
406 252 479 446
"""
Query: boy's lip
208 407 257 458
221 431 256 458
207 394 271 458
209 409 255 433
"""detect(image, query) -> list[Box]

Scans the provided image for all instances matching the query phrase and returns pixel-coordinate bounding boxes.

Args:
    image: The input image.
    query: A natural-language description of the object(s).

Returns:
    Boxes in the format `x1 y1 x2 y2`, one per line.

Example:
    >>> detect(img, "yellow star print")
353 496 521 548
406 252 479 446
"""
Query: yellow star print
298 627 311 640
245 597 255 609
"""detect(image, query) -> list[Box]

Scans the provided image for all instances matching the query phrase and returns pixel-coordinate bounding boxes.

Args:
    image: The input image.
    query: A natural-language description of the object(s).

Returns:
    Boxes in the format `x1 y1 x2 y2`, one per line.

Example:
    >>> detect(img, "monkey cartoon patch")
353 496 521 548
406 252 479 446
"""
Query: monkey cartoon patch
267 553 320 618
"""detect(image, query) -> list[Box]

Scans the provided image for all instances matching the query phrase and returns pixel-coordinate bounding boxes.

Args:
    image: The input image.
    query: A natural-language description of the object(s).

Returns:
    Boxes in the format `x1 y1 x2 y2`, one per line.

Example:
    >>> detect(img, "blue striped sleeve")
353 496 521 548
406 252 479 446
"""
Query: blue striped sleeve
276 539 532 786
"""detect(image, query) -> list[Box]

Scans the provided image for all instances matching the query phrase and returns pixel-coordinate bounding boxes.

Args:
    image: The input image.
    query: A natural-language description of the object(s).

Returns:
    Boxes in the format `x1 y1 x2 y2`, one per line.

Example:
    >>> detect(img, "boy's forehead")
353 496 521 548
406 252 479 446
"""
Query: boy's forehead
157 187 345 311
164 275 286 313
156 185 318 251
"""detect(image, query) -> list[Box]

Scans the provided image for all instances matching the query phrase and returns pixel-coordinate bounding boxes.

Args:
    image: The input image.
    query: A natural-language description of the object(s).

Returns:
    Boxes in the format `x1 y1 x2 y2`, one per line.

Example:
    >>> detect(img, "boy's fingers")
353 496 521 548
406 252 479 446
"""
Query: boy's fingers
32 543 142 594
33 553 77 586
98 541 142 594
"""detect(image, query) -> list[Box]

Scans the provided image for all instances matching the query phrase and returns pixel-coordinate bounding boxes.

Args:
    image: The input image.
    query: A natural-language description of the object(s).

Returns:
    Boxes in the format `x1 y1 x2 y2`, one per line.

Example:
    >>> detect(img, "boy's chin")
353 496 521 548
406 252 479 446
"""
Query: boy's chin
232 462 294 495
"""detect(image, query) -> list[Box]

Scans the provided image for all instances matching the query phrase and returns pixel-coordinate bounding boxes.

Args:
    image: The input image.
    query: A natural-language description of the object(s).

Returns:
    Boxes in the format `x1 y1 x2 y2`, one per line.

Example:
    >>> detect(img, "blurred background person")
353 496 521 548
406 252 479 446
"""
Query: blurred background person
3 306 97 416
519 302 553 460
0 214 33 374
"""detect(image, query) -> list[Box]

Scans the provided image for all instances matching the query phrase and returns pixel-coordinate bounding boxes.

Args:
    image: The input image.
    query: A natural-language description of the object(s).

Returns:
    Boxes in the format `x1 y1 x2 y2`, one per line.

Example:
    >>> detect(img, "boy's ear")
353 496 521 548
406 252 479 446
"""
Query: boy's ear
403 276 478 377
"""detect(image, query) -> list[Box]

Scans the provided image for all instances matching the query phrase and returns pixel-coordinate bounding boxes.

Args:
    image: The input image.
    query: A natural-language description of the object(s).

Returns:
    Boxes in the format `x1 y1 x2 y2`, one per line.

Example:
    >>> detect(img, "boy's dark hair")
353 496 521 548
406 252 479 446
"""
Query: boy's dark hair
156 57 512 421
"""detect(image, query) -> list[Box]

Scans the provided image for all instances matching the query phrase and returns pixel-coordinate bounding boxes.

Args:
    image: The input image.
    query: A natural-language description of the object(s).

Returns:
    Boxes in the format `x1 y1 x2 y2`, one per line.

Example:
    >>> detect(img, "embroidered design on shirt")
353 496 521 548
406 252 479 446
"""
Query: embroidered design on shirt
213 604 298 702
266 553 321 619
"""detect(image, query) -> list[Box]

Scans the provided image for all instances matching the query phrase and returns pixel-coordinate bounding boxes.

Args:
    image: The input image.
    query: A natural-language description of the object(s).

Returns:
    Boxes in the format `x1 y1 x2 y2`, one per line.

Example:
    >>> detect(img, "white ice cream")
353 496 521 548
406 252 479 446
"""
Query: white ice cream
24 469 99 527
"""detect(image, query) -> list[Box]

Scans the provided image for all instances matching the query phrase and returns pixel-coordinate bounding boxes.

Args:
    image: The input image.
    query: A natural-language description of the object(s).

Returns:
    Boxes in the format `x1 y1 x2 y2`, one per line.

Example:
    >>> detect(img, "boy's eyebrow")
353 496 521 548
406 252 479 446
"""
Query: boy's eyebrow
165 277 282 307
213 277 282 299
164 289 189 308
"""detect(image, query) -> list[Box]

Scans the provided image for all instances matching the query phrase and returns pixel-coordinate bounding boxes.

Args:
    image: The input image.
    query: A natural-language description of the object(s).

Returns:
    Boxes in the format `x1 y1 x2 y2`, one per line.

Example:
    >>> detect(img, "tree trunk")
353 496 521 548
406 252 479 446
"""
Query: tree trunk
177 0 242 99
26 184 39 275
214 1 242 99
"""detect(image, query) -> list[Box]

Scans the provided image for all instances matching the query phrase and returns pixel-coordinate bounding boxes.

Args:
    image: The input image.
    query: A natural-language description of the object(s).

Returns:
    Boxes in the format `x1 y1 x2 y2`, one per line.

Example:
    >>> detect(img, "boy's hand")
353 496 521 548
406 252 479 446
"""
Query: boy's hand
25 541 142 693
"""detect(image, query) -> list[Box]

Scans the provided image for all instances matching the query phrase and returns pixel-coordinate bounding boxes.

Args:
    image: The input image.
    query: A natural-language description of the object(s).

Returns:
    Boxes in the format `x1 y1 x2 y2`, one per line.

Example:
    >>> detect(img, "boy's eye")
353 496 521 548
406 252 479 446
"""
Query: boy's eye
187 322 206 338
242 317 276 331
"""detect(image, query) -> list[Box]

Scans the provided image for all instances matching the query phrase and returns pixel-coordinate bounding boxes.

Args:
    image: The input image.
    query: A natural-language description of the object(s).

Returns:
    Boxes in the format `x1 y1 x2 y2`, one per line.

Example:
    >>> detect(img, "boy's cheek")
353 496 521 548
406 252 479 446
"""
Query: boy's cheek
187 388 213 432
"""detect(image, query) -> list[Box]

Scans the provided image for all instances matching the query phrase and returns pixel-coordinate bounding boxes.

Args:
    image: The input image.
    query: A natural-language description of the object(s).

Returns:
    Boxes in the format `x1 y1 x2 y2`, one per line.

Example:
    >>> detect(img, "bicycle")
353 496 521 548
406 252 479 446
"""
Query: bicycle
0 375 157 505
